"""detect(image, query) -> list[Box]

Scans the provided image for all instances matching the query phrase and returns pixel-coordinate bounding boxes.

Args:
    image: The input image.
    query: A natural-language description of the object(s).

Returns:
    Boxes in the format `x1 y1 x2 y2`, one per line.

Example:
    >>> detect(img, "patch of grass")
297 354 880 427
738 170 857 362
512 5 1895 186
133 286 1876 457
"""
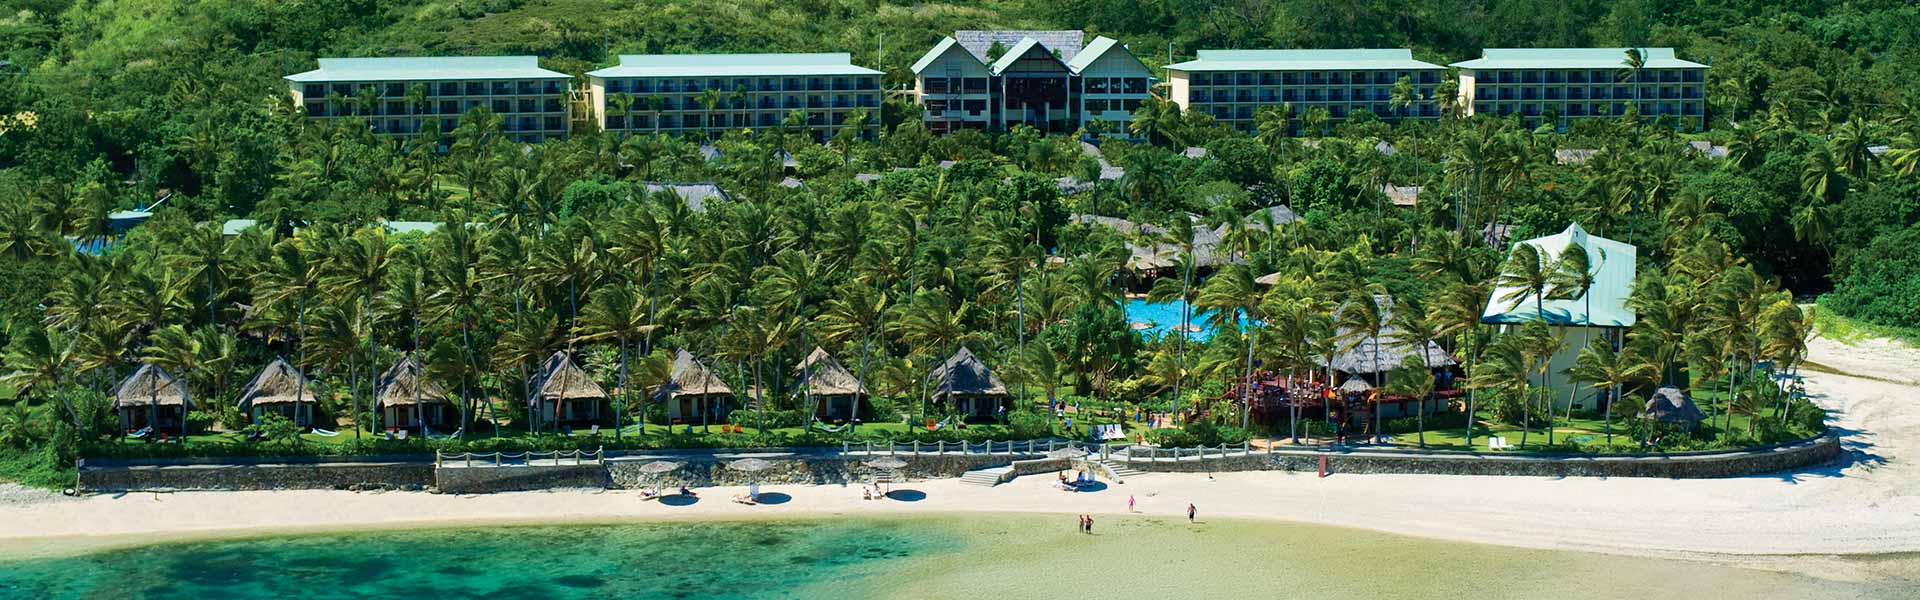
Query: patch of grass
0 446 75 490
1813 303 1920 346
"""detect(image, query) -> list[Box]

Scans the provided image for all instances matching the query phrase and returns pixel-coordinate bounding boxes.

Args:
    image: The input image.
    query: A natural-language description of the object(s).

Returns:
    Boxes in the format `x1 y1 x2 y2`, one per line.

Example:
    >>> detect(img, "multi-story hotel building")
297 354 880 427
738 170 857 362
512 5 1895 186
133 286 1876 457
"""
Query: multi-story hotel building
1451 48 1707 128
286 56 573 144
910 30 1153 135
586 53 883 141
1163 49 1446 131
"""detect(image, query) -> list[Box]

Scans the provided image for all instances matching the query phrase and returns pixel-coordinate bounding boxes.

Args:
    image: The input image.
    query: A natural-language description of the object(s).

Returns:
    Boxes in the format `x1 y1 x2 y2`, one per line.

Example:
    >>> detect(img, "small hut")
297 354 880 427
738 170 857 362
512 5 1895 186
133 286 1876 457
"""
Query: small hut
528 351 611 427
930 347 1010 420
655 350 734 424
375 356 455 431
1319 294 1457 419
794 347 867 421
113 364 191 435
236 358 318 427
1643 386 1704 430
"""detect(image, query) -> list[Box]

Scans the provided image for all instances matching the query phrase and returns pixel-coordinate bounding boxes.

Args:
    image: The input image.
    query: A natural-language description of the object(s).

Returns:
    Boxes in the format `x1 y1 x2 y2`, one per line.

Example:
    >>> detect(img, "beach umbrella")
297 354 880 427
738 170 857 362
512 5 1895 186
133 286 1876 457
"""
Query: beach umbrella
637 460 684 492
728 457 776 497
864 456 909 492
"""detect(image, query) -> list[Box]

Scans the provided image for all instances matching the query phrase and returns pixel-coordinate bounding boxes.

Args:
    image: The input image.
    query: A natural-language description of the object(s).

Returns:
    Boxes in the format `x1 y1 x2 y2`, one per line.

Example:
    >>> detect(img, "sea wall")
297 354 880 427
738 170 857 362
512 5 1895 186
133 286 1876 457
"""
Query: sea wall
1122 434 1841 479
608 453 1029 488
435 464 609 494
79 460 433 492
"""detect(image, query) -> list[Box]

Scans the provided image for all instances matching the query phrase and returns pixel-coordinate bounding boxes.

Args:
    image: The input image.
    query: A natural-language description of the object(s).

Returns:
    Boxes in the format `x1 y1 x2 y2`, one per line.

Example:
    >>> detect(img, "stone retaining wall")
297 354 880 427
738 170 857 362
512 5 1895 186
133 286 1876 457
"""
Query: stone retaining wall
608 453 1030 488
80 461 433 492
436 464 609 494
1122 434 1841 479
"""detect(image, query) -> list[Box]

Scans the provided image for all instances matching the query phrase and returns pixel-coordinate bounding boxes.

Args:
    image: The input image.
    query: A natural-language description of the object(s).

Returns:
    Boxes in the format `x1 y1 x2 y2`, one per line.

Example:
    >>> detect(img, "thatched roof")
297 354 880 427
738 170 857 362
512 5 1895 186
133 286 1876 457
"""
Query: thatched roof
529 351 607 404
655 349 732 399
1338 377 1374 393
643 182 729 213
931 347 1008 399
113 364 190 409
794 347 866 397
1317 294 1458 375
1071 207 1299 273
375 356 450 408
1382 185 1421 207
1643 387 1704 425
236 358 318 408
1555 148 1597 164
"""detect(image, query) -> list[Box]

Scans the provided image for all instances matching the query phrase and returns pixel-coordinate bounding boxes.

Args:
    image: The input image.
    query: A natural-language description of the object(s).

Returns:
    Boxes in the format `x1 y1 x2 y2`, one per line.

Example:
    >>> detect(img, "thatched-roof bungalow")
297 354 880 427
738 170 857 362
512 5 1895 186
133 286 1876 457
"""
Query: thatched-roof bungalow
375 356 455 431
930 347 1010 420
236 358 318 427
1320 294 1458 419
528 351 610 427
794 347 867 421
113 364 191 435
1643 387 1704 429
655 350 734 424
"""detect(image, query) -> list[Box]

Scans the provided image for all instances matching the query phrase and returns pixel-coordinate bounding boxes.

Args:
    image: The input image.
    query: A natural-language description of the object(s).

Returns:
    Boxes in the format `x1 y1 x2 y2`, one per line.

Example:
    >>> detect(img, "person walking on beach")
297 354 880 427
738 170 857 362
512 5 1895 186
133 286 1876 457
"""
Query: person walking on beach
1128 495 1135 513
1187 503 1197 523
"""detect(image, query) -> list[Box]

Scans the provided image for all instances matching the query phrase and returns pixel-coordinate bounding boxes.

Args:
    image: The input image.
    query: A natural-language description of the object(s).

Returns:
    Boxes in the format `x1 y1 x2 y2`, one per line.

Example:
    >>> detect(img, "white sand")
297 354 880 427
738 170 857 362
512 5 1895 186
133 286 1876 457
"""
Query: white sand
3 334 1918 571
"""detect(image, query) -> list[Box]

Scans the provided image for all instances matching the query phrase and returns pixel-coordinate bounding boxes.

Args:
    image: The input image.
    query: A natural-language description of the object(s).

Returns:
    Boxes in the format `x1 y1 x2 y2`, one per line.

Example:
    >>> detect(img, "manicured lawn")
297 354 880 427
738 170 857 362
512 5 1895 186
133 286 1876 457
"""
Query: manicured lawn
1386 405 1796 452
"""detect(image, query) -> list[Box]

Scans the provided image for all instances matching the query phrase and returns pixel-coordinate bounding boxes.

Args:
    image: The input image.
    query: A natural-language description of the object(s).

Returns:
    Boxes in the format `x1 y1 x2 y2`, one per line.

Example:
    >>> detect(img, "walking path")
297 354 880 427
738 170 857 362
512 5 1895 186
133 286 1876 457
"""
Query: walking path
4 335 1917 580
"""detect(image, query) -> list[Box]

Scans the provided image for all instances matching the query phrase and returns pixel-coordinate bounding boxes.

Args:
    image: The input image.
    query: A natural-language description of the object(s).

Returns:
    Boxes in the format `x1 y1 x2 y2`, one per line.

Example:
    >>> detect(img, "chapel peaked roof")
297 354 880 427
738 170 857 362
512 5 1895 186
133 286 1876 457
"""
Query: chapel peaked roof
1481 223 1638 328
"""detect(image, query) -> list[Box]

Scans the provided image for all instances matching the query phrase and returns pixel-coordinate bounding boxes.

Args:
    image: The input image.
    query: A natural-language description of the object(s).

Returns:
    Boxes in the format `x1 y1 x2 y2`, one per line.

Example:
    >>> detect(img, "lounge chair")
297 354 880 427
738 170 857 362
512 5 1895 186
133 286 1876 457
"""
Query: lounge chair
127 427 152 439
311 428 339 437
732 493 757 505
640 487 663 501
395 430 408 441
1489 437 1509 450
589 425 600 436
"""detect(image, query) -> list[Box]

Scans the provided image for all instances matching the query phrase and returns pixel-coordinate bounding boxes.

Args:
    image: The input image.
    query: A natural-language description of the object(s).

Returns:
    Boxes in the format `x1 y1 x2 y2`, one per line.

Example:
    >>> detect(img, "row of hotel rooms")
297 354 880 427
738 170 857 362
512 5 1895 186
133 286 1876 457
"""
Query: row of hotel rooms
287 31 1707 143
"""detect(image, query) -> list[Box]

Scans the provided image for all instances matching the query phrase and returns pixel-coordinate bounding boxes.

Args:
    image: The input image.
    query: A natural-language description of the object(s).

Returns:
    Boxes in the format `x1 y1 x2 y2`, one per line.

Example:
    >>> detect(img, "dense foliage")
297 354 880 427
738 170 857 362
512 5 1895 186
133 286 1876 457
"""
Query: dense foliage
0 0 1908 477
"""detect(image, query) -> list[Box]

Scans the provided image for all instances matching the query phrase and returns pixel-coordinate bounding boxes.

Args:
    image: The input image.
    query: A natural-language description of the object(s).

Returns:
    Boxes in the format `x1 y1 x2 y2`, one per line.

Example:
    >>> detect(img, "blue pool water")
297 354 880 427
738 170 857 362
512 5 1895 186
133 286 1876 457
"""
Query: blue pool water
1124 299 1239 341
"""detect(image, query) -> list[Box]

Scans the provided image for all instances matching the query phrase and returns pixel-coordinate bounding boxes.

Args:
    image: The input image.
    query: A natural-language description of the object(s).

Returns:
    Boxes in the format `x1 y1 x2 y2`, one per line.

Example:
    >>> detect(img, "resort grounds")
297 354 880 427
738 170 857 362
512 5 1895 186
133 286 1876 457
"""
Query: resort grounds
3 331 1918 588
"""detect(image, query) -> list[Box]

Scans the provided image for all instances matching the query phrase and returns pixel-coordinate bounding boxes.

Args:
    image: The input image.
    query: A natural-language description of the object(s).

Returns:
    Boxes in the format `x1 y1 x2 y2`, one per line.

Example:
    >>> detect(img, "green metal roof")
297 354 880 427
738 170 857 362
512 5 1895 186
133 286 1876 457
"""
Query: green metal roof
588 53 882 79
989 37 1062 75
910 37 975 74
286 56 568 83
1482 223 1638 327
1451 48 1706 70
1066 36 1134 73
1165 49 1443 72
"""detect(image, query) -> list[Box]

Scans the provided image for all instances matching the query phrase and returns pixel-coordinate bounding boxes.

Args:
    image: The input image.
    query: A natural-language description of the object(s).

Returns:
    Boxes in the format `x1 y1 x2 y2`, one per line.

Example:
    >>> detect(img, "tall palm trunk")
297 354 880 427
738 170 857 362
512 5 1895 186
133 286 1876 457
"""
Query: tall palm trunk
615 335 628 442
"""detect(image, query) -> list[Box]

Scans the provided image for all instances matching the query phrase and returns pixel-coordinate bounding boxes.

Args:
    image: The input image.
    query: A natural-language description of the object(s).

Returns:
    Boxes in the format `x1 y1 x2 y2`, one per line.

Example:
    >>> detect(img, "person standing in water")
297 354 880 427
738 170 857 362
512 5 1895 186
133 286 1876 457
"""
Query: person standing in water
1086 515 1094 534
1187 503 1197 523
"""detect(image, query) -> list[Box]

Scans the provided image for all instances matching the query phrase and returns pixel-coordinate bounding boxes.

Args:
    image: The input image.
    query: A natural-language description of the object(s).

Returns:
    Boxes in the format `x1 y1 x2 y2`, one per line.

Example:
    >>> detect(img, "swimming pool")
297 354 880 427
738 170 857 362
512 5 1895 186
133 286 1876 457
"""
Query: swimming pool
1124 299 1229 341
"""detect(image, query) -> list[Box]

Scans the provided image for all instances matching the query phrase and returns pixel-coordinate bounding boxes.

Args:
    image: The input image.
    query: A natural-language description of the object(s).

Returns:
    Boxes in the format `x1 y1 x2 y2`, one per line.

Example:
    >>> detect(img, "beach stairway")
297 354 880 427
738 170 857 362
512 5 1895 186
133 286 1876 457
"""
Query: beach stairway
1092 459 1145 483
959 466 1011 487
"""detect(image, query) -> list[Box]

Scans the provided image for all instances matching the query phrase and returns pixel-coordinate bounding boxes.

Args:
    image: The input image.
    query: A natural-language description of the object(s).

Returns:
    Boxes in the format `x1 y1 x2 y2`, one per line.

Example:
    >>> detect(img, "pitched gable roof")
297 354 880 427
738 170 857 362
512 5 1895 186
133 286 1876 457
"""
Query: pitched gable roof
911 37 983 74
237 358 318 408
656 349 732 399
529 351 608 404
955 30 1084 64
375 356 451 408
113 364 191 409
930 347 1008 398
793 347 867 397
1481 223 1638 327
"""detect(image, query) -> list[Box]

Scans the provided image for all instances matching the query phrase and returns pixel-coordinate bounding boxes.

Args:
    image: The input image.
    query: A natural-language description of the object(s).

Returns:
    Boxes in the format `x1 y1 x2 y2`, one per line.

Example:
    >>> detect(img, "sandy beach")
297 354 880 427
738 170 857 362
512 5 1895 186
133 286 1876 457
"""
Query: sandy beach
4 334 1918 578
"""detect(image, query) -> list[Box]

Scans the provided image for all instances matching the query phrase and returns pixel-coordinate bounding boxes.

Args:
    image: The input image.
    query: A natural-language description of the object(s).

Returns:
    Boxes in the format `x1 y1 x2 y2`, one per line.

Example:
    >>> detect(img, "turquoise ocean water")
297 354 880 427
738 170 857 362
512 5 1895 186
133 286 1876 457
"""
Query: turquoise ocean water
2 514 1913 599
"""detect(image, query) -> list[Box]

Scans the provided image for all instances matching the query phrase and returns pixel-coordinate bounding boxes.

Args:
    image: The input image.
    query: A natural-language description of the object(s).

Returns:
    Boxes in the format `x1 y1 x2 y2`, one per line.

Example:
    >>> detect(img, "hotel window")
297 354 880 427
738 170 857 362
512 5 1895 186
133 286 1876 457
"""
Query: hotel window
303 84 324 97
517 99 535 112
925 78 950 93
1087 78 1110 93
1124 78 1148 94
1122 99 1142 111
1088 99 1109 113
304 103 325 116
963 99 986 113
492 100 510 112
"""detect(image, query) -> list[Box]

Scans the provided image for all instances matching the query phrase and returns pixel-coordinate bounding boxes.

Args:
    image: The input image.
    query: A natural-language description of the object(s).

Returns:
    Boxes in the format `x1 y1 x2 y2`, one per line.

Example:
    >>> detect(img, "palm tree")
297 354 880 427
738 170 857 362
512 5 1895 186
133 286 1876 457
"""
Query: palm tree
1430 280 1491 444
1197 265 1265 432
1547 241 1600 439
573 282 655 441
1254 103 1293 153
2 325 82 447
1391 298 1444 447
610 92 636 137
320 226 396 435
890 289 973 422
1335 287 1389 443
1619 49 1647 117
696 88 726 138
254 236 322 431
1567 339 1654 445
